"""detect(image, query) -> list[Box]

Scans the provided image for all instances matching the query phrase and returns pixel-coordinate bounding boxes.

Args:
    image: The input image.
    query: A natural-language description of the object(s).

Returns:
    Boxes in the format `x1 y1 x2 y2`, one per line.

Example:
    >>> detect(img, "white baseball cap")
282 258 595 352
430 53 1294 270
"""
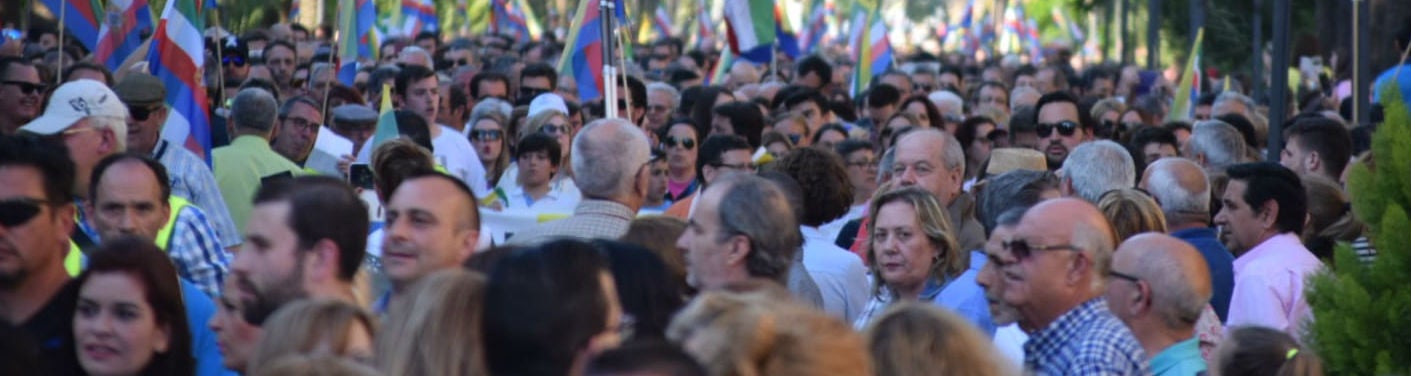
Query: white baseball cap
19 79 129 135
527 93 569 118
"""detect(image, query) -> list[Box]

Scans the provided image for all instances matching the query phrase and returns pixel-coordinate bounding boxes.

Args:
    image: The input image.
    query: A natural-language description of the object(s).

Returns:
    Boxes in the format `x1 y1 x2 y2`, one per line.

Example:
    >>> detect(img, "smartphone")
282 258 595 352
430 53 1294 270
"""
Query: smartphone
349 164 374 190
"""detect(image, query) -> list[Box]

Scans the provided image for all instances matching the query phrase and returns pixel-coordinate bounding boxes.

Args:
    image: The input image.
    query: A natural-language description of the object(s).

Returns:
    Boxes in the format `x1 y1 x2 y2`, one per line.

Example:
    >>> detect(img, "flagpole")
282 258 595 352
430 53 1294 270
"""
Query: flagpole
212 8 228 109
57 0 65 84
602 0 619 120
323 1 341 121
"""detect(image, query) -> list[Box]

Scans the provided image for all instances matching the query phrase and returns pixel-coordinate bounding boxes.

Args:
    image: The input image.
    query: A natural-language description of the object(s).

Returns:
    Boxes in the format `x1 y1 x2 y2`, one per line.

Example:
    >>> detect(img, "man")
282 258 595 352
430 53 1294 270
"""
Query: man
1213 162 1322 341
979 198 1147 373
644 82 679 133
271 96 323 166
1211 91 1255 121
1082 68 1115 99
306 63 337 101
396 64 490 198
1280 116 1353 181
877 70 914 99
928 90 966 130
1058 140 1135 204
380 172 478 308
774 149 871 322
1194 92 1217 121
0 57 43 134
469 71 512 102
663 135 755 219
114 73 242 251
217 37 251 85
973 81 1010 116
937 66 965 93
1105 233 1212 375
364 66 400 107
1033 91 1093 169
888 129 987 252
1035 65 1070 94
1012 65 1039 90
1008 107 1041 150
1010 86 1042 111
262 41 299 93
677 173 801 290
213 88 305 233
510 118 652 244
442 42 475 72
1140 158 1236 321
793 55 833 90
397 46 435 70
518 63 558 105
1127 126 1181 166
781 89 831 136
863 84 902 129
0 135 82 375
1182 120 1247 175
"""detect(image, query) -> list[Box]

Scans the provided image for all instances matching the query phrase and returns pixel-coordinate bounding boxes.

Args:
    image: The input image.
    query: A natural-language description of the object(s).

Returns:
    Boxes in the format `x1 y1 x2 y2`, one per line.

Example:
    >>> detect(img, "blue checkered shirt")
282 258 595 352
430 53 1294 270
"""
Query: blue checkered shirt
1023 298 1149 375
155 140 242 249
166 205 231 298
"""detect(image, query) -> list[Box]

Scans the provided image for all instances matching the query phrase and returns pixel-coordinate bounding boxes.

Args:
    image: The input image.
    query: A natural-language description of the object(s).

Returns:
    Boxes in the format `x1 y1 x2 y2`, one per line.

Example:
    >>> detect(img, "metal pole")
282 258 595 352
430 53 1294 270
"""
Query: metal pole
1352 0 1369 126
1147 0 1160 70
1120 0 1130 65
1251 0 1262 99
602 0 619 119
1190 0 1205 45
1267 0 1290 161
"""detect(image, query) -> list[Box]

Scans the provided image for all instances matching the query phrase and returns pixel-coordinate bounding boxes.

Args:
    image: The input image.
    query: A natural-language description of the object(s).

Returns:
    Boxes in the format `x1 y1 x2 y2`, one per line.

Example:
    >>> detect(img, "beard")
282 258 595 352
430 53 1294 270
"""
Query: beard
237 258 308 326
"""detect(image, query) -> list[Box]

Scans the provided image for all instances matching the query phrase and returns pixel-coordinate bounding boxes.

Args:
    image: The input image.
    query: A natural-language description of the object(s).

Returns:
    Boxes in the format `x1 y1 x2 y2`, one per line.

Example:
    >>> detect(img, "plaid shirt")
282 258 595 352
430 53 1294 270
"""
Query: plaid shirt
1023 298 1148 375
155 140 242 249
166 205 231 298
506 200 636 245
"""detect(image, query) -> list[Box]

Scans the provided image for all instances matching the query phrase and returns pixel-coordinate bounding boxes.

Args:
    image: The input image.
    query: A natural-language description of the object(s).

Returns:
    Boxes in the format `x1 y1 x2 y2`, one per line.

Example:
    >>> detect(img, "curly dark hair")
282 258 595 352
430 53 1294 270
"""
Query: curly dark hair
770 147 854 227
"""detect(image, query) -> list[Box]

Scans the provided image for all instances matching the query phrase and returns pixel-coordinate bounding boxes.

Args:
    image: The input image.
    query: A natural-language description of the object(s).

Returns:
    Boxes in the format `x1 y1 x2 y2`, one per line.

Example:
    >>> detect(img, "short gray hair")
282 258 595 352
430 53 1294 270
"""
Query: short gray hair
1213 91 1255 117
646 81 680 109
88 116 129 152
397 46 435 70
713 173 801 283
571 118 651 198
468 98 512 125
1144 158 1210 218
1060 140 1135 204
978 170 1059 233
899 129 964 172
1186 120 1246 173
232 88 279 131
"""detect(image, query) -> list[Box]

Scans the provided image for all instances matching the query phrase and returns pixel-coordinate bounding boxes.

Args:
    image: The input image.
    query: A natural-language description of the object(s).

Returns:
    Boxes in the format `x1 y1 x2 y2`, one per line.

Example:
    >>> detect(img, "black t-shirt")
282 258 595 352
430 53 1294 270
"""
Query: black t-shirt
16 280 82 376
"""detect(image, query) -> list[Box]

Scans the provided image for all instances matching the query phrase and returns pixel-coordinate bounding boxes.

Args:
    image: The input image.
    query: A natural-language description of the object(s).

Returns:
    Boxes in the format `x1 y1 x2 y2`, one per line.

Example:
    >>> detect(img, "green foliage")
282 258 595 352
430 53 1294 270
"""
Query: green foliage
1306 84 1411 375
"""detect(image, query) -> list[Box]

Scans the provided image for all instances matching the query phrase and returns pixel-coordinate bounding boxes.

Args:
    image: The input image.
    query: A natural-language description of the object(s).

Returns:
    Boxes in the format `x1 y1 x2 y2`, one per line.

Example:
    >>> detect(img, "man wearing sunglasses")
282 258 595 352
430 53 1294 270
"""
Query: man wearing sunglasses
0 57 43 134
994 198 1146 373
1033 91 1095 169
1104 233 1213 375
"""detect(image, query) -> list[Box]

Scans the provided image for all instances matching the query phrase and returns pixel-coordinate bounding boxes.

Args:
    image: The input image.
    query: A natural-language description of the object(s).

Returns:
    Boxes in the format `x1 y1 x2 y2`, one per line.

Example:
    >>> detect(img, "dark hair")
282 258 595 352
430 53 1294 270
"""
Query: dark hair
392 110 435 151
1012 65 1038 82
76 236 194 376
366 66 401 97
976 170 1060 234
794 55 833 88
62 61 113 85
370 138 438 203
1197 92 1218 106
414 30 439 44
0 134 75 204
900 95 946 129
515 133 563 167
1283 116 1353 179
592 240 684 340
469 71 511 99
1081 66 1114 92
1218 326 1323 376
1225 162 1307 234
773 148 854 226
955 116 996 152
0 57 33 82
519 63 559 91
586 339 706 376
778 89 829 116
1215 113 1258 149
1163 120 1192 135
394 64 436 97
689 86 732 137
252 176 369 281
711 102 765 148
696 135 752 184
240 78 282 102
262 40 297 59
89 153 171 203
866 84 902 108
484 240 612 376
327 83 367 107
1033 91 1093 130
812 123 849 146
834 139 874 160
1128 126 1179 164
279 96 321 119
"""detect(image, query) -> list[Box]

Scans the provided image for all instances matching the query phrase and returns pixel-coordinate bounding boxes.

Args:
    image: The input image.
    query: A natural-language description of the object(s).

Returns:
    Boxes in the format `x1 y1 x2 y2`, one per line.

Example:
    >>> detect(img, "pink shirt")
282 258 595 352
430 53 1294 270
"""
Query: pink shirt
1225 233 1323 342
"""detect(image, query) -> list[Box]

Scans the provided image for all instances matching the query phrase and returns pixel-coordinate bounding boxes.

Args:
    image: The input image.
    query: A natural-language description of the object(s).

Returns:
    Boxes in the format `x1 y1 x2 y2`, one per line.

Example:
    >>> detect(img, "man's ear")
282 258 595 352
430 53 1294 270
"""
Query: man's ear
1259 199 1281 230
1305 151 1322 174
307 239 340 282
724 235 750 266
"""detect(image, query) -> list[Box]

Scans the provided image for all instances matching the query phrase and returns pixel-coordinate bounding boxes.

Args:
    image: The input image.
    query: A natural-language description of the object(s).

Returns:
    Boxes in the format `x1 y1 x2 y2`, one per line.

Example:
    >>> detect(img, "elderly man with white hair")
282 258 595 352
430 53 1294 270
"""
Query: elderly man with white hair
1058 140 1135 204
645 82 679 133
1105 233 1213 375
1181 120 1247 175
508 118 653 244
928 90 965 122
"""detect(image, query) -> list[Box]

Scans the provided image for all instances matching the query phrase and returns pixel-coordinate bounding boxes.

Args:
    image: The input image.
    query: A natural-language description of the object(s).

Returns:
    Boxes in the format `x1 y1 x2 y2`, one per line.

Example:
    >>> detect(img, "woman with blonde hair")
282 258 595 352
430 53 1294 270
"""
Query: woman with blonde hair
1097 188 1168 241
248 299 378 373
377 269 489 376
853 187 994 335
495 110 583 198
1300 175 1368 262
865 302 1012 376
667 288 872 376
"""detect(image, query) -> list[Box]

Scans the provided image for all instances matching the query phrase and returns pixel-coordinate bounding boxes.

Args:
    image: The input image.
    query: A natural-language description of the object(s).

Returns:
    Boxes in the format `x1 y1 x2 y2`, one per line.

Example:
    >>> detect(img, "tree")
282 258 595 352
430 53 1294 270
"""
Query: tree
1306 84 1411 375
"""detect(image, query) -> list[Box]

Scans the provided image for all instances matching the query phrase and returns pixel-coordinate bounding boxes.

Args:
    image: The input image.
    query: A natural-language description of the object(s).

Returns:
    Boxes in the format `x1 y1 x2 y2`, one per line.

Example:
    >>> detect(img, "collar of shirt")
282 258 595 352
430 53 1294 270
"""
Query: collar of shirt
1150 337 1205 375
1232 232 1304 272
1024 298 1113 357
231 134 275 152
1170 226 1218 241
574 199 637 221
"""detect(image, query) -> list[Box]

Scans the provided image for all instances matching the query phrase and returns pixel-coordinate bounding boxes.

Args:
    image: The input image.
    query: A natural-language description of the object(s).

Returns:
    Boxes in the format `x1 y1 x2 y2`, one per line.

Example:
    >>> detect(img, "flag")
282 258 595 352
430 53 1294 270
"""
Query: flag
849 0 890 96
289 0 300 22
695 1 716 49
1051 8 1083 43
93 0 154 71
400 0 437 35
41 0 102 51
368 84 401 153
1168 28 1205 122
707 49 733 85
799 0 829 54
490 0 532 43
774 4 800 59
338 0 377 85
722 0 775 63
556 0 626 102
515 0 544 40
653 3 674 38
146 0 212 163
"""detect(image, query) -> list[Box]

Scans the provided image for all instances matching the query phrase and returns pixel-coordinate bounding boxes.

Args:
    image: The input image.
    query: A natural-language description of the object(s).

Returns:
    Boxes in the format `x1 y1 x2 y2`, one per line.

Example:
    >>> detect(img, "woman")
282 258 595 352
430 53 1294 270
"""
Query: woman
834 139 878 226
467 99 513 189
377 269 488 376
667 288 871 376
1300 175 1368 262
1214 326 1323 376
771 113 810 147
853 187 994 336
761 131 795 160
954 116 998 185
1096 188 1168 242
73 236 194 376
209 293 262 374
812 123 849 150
493 133 580 213
248 299 377 372
865 302 1011 376
1090 98 1127 138
659 120 700 202
899 96 945 130
520 110 574 168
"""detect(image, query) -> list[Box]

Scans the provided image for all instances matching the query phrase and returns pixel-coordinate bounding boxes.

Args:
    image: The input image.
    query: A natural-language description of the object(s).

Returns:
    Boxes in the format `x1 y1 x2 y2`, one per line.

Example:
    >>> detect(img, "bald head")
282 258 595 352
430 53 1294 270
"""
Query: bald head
1140 158 1211 224
1114 233 1211 330
1019 198 1117 291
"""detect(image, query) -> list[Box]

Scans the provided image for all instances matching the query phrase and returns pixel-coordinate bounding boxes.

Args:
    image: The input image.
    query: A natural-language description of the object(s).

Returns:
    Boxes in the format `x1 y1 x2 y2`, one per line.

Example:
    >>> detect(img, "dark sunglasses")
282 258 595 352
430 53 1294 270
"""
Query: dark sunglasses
1035 121 1080 138
662 136 695 150
470 129 503 141
222 55 246 67
540 124 569 135
1001 239 1081 261
131 105 162 121
449 58 471 66
2 80 46 95
0 197 49 227
786 134 802 145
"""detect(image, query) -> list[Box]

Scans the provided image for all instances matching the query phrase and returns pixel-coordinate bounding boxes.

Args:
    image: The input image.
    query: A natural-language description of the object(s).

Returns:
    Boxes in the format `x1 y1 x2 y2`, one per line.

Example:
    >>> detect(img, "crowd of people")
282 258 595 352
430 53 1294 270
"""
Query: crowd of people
0 17 1399 376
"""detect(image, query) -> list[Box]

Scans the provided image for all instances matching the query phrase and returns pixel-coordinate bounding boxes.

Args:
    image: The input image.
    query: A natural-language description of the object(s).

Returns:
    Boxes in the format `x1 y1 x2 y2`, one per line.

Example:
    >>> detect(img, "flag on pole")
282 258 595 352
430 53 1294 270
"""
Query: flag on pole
774 4 800 59
707 48 734 85
799 0 829 54
490 0 532 43
515 0 545 40
694 1 716 49
400 0 437 35
1168 28 1205 122
146 0 212 163
367 84 401 153
338 0 377 85
556 0 626 102
93 0 154 71
849 0 889 96
289 0 300 22
41 0 102 51
722 0 776 63
653 3 674 38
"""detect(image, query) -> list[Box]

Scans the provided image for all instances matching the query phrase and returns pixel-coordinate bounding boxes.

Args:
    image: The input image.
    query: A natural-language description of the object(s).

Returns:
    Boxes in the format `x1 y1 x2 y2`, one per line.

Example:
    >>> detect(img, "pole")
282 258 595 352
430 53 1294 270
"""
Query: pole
1146 0 1160 70
1119 0 1129 65
212 8 228 108
1102 0 1113 62
1251 0 1262 99
602 0 619 120
56 0 65 84
1351 0 1369 126
1267 0 1289 161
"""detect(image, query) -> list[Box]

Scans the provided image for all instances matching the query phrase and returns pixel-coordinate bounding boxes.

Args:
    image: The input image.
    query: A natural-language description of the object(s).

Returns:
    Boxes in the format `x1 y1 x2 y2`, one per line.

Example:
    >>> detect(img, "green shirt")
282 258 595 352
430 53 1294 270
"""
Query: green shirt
213 135 303 233
1150 337 1207 376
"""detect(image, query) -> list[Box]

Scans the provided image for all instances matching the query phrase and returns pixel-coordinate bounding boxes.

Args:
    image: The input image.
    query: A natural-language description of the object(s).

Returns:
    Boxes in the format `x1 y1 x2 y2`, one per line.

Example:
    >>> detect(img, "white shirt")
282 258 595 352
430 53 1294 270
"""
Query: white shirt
499 178 582 215
818 204 868 244
432 125 491 199
993 324 1029 369
799 226 872 323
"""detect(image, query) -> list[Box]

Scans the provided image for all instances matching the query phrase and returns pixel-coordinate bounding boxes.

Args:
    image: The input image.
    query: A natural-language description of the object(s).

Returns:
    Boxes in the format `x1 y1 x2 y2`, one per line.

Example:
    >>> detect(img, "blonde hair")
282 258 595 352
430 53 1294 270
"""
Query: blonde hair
667 290 871 376
865 302 1011 376
249 299 378 374
253 354 382 376
521 110 569 141
1300 175 1364 260
376 269 489 376
1097 188 1168 242
865 186 965 297
1090 98 1127 122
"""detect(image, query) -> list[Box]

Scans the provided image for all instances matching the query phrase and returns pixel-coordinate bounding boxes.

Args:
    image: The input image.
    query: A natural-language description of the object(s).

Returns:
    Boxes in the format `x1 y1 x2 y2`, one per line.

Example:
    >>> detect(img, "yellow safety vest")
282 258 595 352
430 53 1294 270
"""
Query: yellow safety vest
64 196 192 276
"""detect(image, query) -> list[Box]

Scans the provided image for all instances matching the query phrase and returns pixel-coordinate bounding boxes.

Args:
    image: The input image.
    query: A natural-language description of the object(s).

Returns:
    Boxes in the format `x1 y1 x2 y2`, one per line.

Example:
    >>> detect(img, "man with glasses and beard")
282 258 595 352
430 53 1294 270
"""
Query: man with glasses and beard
1032 92 1095 170
0 57 44 134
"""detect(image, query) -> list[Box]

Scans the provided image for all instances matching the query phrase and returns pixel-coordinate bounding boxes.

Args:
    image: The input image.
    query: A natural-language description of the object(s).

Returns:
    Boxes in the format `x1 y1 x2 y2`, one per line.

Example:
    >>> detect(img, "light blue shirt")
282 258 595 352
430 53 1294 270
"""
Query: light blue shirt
1151 338 1207 376
923 250 996 336
180 280 237 376
799 226 872 323
1372 64 1411 108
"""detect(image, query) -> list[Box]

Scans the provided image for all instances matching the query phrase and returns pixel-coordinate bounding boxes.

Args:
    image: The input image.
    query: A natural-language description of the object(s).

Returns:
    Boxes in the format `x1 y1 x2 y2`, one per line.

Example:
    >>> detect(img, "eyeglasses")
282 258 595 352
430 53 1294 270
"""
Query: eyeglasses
470 129 503 141
786 134 803 145
846 159 877 169
131 105 163 121
2 80 47 95
1035 121 1080 138
0 197 50 227
449 58 471 67
281 116 319 133
662 136 695 150
540 124 569 135
222 55 246 67
1108 270 1142 284
1001 239 1081 261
